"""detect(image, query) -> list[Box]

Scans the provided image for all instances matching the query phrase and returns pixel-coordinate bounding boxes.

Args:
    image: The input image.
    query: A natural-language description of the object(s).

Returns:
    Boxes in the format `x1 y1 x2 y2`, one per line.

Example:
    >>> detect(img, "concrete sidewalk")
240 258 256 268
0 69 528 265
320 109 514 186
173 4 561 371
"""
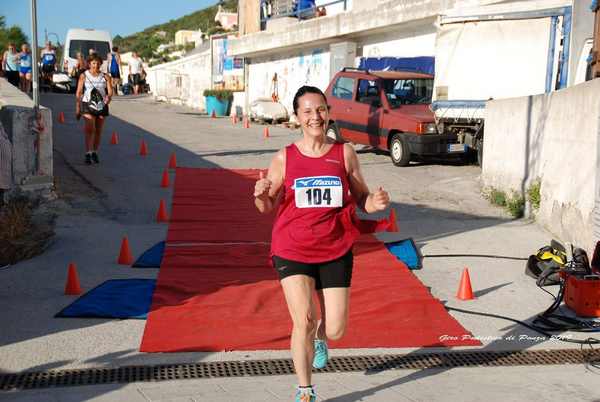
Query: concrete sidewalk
1 94 599 401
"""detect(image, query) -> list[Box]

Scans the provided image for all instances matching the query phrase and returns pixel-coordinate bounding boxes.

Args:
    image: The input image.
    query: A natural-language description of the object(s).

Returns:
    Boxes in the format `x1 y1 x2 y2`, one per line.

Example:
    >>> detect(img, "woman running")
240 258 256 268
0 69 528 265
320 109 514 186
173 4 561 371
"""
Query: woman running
254 85 390 402
18 43 32 93
75 53 112 165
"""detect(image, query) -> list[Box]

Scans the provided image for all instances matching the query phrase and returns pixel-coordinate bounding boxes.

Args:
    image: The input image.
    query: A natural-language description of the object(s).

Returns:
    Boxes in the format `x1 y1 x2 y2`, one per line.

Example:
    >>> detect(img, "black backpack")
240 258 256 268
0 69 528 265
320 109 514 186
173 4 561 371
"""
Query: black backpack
86 74 106 115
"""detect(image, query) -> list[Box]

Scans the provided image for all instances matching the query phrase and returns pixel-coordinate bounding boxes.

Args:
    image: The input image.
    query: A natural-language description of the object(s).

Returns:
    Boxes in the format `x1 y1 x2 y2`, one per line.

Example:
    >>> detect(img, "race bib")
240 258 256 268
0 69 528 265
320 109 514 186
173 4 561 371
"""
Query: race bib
294 176 343 208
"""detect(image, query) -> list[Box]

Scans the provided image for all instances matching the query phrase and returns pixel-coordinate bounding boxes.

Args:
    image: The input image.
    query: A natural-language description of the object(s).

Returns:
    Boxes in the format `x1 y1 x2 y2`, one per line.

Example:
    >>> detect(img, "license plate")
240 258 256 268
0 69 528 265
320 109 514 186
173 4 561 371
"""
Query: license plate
447 144 466 153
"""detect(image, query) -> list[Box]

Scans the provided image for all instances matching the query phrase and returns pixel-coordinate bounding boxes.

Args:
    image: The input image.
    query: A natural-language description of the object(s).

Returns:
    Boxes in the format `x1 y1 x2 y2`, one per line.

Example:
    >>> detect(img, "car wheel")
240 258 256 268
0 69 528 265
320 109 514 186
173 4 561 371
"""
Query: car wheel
326 123 343 142
390 133 411 167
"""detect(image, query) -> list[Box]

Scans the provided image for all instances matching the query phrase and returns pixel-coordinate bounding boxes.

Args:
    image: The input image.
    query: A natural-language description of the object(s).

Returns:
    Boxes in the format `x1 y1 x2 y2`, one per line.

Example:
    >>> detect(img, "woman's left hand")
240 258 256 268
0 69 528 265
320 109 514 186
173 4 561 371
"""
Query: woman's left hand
371 187 390 211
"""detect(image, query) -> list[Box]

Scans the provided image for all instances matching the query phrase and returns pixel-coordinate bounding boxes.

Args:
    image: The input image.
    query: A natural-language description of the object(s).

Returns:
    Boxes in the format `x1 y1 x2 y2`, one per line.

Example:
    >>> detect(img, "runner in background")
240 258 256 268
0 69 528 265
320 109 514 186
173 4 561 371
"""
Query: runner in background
40 41 57 89
2 43 21 88
254 86 390 402
18 43 32 93
75 53 113 165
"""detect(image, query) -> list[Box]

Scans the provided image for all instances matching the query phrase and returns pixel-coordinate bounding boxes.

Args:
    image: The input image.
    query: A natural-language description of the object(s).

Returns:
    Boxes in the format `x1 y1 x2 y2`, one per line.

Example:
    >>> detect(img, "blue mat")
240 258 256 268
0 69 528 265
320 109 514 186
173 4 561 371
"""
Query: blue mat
56 279 156 319
133 241 165 268
385 238 422 270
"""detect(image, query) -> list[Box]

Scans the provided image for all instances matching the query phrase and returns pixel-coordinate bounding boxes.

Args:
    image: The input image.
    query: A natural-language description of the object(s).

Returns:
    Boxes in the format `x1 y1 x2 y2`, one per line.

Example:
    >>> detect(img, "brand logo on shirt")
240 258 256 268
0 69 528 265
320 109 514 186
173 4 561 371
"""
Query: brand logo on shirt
295 176 342 188
325 159 341 164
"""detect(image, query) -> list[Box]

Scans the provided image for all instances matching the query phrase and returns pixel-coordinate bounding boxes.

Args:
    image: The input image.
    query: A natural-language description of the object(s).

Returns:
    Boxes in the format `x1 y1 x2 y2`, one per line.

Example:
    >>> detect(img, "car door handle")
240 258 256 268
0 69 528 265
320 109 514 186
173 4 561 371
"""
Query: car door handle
346 108 352 112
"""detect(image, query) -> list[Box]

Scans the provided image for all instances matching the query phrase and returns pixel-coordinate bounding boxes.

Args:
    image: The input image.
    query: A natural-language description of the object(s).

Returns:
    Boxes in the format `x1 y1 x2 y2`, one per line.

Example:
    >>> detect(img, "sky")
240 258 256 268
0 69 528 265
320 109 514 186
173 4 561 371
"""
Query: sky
2 0 219 45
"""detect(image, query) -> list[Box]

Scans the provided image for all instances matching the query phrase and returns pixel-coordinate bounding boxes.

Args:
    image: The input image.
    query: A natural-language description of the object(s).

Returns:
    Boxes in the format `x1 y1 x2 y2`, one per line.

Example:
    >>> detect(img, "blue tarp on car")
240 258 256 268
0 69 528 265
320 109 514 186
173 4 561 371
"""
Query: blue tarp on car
358 57 435 76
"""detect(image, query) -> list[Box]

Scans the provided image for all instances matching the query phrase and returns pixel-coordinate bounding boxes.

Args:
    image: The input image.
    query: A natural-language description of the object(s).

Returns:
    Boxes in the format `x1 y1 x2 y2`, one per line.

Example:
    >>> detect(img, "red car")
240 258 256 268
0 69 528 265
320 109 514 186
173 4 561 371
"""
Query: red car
325 68 466 166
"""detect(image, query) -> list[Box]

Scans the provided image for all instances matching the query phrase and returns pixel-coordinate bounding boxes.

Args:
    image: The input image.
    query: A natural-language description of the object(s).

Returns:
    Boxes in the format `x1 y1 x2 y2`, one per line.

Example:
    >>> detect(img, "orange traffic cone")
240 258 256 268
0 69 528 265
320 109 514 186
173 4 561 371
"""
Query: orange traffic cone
243 116 250 129
160 169 170 188
156 199 169 222
110 131 119 145
168 152 177 169
58 111 65 124
211 110 216 118
263 127 270 138
139 139 148 156
387 209 399 232
117 236 134 265
64 263 82 295
456 268 475 300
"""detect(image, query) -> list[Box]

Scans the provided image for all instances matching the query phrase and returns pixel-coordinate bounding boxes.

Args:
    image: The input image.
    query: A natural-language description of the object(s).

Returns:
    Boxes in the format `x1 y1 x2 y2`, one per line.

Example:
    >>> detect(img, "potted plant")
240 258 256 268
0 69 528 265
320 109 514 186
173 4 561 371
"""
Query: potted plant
203 89 233 117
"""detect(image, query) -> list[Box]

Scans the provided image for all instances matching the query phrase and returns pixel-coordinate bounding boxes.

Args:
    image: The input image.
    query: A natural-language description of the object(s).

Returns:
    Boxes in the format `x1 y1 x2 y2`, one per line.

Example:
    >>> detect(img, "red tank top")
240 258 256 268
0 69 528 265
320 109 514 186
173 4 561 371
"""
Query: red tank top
271 143 361 263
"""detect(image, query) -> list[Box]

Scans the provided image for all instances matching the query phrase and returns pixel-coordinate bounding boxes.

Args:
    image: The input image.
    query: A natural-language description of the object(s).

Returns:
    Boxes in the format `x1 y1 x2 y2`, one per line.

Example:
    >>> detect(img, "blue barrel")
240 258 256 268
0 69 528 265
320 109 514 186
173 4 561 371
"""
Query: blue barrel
205 96 230 117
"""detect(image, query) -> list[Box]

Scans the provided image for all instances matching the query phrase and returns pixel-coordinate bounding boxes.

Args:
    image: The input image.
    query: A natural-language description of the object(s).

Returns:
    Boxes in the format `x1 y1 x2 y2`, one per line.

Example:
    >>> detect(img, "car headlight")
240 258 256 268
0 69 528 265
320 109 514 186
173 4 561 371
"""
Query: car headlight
419 122 438 134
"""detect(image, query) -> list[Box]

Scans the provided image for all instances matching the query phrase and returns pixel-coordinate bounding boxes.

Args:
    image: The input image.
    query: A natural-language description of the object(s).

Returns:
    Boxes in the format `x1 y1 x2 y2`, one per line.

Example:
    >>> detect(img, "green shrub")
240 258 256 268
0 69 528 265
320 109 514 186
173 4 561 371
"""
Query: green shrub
489 188 506 206
506 193 525 218
486 188 524 218
203 89 233 100
527 180 541 210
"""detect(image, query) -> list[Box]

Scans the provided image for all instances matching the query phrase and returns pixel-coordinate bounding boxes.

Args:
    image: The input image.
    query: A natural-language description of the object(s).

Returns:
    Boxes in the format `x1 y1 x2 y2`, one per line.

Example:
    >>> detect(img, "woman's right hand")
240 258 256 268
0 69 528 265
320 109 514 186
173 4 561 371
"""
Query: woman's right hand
254 171 272 200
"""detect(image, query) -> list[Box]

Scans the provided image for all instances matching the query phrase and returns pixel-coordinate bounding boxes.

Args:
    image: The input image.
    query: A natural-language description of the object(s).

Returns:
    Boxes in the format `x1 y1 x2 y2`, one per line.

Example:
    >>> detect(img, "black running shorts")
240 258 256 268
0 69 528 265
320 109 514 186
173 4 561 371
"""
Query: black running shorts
80 101 109 117
272 249 353 290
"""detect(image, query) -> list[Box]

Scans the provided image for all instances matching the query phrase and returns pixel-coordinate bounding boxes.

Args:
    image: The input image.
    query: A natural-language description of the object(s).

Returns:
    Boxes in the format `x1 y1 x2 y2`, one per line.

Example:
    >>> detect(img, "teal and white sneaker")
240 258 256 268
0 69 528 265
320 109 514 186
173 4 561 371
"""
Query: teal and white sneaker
312 339 329 369
295 386 316 402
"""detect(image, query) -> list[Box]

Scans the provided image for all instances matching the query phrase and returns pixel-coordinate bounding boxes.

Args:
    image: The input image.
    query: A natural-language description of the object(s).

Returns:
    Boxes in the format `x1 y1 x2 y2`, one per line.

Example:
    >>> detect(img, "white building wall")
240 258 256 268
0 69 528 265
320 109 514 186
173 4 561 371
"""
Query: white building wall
147 50 212 111
357 28 436 60
245 22 436 115
249 47 331 115
482 78 600 252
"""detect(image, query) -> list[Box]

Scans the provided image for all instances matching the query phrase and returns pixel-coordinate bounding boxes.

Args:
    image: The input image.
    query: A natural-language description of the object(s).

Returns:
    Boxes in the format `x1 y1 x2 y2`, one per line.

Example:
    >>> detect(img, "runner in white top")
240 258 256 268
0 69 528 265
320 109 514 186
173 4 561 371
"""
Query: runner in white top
75 53 113 165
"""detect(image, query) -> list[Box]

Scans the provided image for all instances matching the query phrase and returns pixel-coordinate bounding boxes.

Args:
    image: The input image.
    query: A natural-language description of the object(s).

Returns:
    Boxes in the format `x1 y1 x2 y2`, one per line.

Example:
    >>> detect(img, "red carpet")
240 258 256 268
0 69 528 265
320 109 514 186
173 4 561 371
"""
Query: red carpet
140 168 480 352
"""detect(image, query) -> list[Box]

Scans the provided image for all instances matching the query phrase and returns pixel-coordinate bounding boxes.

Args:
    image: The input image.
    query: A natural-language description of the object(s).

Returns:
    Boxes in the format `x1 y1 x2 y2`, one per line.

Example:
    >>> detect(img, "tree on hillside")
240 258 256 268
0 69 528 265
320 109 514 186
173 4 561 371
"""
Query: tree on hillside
0 16 29 51
115 0 238 55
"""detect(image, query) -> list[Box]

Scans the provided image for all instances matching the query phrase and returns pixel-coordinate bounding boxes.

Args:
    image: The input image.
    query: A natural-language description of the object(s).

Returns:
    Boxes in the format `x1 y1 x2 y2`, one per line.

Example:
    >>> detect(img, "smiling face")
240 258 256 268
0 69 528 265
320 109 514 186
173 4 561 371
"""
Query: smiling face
89 59 101 72
296 93 329 139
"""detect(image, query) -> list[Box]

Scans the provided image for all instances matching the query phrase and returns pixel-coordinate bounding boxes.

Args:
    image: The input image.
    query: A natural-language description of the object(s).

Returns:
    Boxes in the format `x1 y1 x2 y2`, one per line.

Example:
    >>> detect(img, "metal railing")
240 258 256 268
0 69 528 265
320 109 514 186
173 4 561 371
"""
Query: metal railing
260 0 348 23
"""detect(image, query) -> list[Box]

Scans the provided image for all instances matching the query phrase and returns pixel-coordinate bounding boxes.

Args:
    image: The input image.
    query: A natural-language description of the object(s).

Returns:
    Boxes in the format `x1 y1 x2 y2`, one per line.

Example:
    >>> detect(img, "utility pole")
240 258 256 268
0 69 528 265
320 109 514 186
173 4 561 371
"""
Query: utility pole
31 0 41 175
593 1 600 78
31 0 39 111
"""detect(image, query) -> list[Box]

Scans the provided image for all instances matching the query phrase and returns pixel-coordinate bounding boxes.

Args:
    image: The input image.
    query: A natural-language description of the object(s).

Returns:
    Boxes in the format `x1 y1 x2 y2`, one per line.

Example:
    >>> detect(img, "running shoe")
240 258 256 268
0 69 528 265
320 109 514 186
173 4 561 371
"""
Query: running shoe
91 152 99 164
85 153 92 165
294 387 316 402
312 339 328 369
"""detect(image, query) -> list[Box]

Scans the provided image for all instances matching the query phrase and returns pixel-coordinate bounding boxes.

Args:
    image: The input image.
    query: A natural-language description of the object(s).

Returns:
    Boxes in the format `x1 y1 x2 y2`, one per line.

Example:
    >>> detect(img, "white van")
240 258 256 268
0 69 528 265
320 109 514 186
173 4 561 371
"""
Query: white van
63 28 112 75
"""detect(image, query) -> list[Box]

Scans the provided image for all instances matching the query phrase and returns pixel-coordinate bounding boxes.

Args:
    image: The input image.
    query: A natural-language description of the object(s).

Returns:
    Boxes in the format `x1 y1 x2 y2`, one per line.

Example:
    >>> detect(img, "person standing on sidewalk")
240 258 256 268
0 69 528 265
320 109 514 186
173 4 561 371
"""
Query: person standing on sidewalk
75 53 112 165
18 43 32 93
107 46 122 95
2 43 21 88
254 85 390 402
128 51 143 95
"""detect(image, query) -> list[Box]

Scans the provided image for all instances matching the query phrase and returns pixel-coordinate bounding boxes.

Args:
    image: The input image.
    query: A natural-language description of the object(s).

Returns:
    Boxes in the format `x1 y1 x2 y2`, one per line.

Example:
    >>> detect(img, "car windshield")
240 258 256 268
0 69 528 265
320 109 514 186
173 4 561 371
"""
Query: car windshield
382 78 433 108
68 40 110 59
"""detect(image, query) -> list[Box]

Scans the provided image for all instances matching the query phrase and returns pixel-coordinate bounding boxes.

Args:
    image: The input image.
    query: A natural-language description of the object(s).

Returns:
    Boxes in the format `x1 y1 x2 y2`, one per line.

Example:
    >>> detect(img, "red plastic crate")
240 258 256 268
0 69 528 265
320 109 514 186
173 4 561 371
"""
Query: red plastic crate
563 274 600 317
